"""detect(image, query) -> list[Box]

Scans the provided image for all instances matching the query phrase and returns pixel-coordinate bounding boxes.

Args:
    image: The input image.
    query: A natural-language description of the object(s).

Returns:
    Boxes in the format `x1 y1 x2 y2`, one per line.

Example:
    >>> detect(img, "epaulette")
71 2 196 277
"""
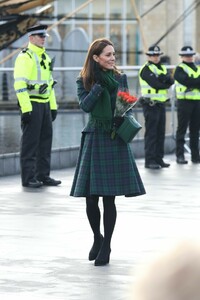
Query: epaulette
21 48 32 58
21 48 28 53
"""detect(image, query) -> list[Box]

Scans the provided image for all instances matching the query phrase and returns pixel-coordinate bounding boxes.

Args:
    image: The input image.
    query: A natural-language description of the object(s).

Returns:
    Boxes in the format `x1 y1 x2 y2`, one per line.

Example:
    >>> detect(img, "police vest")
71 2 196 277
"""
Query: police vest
14 42 57 113
175 63 200 100
139 63 169 102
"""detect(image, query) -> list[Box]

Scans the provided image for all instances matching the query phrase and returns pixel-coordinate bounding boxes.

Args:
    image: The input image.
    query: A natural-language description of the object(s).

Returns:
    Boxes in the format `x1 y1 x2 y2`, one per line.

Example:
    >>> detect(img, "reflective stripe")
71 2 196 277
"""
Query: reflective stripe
27 49 42 80
140 84 151 88
176 90 200 98
16 88 27 93
27 88 50 95
15 77 49 85
28 80 49 85
142 93 166 99
15 77 28 82
27 49 51 87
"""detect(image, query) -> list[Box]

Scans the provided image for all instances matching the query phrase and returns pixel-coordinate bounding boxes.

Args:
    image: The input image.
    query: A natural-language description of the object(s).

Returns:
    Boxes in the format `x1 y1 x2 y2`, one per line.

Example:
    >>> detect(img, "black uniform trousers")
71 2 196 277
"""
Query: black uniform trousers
142 102 166 164
176 99 200 160
20 101 53 185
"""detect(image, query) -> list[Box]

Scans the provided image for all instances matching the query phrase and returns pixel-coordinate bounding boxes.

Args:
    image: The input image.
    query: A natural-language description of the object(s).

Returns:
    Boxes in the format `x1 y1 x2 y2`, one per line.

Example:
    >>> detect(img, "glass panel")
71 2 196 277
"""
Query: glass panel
93 24 106 40
55 0 140 66
75 23 89 34
56 0 72 14
127 24 138 65
127 0 136 19
75 0 90 18
109 23 138 66
92 0 106 18
56 0 90 18
110 0 122 19
110 24 122 65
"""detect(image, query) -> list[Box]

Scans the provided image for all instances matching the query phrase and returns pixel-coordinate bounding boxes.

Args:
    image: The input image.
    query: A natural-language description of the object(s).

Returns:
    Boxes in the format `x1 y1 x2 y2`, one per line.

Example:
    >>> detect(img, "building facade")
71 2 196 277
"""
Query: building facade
1 0 200 104
51 0 199 66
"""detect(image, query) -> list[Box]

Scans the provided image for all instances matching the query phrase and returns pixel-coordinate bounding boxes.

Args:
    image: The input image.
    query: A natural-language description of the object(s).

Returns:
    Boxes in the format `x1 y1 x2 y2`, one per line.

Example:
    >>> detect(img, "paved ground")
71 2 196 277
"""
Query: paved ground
0 154 200 300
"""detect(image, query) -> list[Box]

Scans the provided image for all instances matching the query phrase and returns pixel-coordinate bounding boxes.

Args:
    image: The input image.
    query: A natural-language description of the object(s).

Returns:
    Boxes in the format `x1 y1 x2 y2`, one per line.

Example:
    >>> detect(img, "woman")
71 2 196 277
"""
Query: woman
70 38 145 266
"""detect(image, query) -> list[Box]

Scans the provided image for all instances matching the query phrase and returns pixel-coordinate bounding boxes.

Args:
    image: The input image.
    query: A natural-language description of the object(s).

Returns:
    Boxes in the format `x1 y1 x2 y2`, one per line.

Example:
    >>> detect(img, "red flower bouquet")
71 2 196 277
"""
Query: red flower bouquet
111 91 139 140
114 91 138 117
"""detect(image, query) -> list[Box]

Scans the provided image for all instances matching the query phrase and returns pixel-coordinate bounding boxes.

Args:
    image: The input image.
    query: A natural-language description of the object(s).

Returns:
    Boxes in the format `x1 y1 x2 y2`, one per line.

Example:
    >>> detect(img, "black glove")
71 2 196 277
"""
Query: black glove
113 116 124 128
159 73 167 82
21 112 31 124
51 110 57 122
159 74 174 85
39 83 48 94
93 62 104 85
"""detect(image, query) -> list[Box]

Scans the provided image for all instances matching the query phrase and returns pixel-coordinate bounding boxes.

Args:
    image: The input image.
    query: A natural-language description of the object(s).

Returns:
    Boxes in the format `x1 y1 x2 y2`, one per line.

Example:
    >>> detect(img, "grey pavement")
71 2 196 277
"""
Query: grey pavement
0 154 200 300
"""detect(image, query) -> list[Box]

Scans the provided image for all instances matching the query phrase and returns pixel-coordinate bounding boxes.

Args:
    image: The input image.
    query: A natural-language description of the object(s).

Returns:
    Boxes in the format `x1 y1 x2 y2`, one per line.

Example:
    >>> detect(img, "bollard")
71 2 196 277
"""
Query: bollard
2 72 9 101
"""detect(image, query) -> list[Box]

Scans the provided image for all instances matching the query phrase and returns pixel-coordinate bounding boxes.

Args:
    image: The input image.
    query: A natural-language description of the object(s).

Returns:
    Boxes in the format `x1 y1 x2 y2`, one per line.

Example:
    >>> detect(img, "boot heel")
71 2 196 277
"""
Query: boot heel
94 248 111 266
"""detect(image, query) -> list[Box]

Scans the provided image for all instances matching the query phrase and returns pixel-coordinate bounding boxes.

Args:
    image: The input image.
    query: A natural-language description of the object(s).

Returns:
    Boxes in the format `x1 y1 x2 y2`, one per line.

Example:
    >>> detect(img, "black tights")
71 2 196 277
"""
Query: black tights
86 196 116 249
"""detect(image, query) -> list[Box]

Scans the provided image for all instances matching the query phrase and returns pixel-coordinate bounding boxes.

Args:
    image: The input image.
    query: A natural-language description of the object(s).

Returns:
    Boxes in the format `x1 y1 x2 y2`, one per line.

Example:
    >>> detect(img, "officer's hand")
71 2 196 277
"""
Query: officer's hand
21 112 32 124
159 74 167 82
93 62 104 86
166 74 174 85
113 116 124 128
51 110 57 122
159 74 174 85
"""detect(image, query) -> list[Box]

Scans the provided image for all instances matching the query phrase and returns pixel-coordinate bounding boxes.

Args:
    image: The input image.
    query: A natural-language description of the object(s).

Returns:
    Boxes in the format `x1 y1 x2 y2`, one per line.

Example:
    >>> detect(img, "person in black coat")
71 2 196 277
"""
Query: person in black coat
174 46 200 164
139 45 174 169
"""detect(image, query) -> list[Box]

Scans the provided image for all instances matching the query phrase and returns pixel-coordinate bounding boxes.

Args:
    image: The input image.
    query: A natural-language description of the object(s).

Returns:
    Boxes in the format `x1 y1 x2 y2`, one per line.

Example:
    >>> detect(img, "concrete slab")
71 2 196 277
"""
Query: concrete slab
0 154 200 300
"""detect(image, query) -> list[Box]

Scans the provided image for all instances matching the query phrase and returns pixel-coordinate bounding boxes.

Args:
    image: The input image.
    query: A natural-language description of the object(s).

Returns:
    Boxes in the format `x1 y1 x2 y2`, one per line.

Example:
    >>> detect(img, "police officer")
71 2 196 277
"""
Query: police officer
139 45 174 169
14 24 61 187
174 46 200 164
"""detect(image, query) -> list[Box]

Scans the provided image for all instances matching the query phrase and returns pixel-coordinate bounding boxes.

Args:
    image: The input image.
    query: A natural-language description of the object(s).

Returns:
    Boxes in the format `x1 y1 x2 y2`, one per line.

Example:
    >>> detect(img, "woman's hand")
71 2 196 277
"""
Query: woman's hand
93 62 104 85
113 116 124 128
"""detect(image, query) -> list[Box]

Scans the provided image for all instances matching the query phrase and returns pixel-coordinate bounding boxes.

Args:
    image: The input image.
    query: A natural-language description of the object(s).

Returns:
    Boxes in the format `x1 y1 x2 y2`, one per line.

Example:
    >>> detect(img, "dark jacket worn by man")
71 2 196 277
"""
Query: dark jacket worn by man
139 45 174 169
174 46 200 164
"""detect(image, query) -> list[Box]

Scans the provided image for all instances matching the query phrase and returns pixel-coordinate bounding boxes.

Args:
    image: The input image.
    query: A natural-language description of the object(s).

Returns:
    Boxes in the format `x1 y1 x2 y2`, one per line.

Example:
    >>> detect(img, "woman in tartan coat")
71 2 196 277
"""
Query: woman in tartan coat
70 38 145 266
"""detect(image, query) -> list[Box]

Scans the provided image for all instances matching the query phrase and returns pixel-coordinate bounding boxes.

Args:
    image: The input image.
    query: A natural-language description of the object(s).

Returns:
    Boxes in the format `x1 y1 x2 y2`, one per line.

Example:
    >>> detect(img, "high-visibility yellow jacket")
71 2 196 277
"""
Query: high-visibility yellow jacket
139 63 169 102
14 42 57 113
175 63 200 100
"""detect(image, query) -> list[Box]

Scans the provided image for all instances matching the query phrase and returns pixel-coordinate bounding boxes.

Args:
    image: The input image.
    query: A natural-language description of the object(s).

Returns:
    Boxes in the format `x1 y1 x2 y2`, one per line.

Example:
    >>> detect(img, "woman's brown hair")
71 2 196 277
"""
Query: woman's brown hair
80 38 120 90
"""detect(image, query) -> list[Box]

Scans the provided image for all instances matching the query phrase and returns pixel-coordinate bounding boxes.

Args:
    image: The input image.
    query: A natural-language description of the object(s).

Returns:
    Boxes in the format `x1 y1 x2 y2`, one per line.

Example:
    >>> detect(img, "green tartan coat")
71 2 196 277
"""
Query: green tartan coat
70 73 146 197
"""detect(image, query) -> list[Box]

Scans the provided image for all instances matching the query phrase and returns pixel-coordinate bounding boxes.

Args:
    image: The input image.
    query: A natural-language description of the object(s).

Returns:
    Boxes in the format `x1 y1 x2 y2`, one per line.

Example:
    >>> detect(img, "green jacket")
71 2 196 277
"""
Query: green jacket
76 73 129 132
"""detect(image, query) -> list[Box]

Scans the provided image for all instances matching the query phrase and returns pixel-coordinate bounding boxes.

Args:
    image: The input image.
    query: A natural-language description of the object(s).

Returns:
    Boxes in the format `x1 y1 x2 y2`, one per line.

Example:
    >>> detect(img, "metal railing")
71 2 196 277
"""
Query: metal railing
0 65 177 141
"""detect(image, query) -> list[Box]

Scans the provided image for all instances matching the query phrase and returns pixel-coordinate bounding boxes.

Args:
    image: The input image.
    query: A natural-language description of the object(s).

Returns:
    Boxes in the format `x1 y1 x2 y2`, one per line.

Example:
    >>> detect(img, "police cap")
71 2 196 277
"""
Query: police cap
27 24 49 37
179 46 196 56
145 45 163 56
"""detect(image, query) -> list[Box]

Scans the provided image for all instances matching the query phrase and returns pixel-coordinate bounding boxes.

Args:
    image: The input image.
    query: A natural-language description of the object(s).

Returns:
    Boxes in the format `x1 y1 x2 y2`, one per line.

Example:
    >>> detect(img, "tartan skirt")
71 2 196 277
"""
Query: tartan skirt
70 128 146 197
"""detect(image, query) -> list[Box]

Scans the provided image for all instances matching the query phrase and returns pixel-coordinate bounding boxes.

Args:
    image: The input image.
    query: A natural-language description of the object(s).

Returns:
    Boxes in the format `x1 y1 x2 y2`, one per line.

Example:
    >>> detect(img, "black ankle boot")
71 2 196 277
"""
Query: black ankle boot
88 234 104 261
94 246 111 266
